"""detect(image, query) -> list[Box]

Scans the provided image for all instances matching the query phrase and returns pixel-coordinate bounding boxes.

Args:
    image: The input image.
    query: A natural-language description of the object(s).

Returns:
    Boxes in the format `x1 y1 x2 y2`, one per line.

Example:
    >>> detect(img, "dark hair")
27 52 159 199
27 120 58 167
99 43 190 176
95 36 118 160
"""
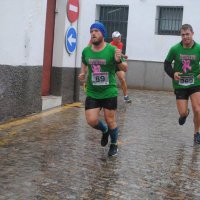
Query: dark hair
181 24 193 32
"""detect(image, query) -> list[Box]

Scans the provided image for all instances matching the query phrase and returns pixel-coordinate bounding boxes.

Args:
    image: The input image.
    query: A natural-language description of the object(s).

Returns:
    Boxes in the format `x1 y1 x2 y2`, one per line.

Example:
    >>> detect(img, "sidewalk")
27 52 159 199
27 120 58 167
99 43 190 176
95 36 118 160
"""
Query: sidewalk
0 89 200 200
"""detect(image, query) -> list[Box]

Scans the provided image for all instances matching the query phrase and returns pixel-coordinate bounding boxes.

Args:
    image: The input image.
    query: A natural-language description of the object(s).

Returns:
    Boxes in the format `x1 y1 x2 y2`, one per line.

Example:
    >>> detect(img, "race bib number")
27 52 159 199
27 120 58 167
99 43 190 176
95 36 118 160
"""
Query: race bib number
92 72 109 85
179 76 194 86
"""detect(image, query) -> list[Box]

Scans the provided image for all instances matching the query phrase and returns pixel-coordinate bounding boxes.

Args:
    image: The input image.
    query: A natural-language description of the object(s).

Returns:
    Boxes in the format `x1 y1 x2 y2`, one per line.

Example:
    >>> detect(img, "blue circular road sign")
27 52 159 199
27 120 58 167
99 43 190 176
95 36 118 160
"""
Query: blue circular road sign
65 26 77 54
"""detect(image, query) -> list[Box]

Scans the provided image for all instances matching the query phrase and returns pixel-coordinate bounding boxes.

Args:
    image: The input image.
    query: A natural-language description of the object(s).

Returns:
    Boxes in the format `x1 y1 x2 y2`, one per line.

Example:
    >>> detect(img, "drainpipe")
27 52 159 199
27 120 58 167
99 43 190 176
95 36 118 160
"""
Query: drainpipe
73 17 80 102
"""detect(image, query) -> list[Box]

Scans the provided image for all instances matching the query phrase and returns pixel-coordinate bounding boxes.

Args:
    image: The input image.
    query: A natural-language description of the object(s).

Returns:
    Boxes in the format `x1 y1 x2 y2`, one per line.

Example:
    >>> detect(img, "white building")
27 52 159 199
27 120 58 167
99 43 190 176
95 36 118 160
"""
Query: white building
0 0 200 121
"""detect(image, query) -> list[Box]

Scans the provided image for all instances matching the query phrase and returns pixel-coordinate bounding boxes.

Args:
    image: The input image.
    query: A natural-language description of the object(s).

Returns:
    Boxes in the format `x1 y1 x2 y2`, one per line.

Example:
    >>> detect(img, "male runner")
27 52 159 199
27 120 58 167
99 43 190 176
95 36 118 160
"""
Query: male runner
164 24 200 144
110 31 132 103
78 22 128 156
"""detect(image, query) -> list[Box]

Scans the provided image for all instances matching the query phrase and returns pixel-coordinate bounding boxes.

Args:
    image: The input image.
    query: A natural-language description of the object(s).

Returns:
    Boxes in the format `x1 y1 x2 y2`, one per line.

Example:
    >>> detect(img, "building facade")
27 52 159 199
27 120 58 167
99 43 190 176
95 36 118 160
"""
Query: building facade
0 0 200 122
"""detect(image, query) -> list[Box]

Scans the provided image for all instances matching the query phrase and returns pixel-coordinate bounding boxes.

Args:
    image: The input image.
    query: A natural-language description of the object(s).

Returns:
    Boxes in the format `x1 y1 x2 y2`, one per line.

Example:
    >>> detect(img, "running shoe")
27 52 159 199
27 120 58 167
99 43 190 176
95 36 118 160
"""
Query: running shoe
124 95 132 103
101 130 109 147
178 108 190 125
194 132 200 144
108 144 118 156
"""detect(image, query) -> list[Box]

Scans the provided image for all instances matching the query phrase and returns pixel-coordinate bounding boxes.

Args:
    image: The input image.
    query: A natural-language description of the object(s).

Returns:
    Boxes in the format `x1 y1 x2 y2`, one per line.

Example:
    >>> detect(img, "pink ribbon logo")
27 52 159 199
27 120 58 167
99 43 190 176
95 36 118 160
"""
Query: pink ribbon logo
182 60 191 73
92 65 101 73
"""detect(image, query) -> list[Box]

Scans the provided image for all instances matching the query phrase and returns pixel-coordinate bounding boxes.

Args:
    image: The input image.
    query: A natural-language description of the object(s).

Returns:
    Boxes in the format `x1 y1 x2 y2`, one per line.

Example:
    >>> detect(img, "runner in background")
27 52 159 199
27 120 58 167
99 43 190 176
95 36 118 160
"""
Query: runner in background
164 24 200 144
110 31 132 103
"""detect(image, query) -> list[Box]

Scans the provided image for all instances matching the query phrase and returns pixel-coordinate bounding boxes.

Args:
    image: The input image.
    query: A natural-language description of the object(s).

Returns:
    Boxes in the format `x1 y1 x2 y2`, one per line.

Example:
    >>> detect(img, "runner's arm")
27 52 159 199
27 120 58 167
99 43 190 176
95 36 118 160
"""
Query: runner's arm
115 49 128 72
117 61 128 72
164 60 175 79
121 53 128 59
78 63 87 81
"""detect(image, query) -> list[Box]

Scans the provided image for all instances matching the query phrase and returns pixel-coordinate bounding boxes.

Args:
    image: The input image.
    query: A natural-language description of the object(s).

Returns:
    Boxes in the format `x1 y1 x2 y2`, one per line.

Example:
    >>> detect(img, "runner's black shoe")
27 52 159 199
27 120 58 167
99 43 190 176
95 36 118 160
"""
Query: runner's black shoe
179 109 190 125
194 132 200 144
108 144 118 156
101 131 109 146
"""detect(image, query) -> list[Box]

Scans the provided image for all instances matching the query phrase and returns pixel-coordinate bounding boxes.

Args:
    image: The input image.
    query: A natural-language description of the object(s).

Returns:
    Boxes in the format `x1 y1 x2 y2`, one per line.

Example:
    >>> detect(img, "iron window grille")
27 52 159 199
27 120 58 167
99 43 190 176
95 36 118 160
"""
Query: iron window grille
156 6 183 35
97 5 129 54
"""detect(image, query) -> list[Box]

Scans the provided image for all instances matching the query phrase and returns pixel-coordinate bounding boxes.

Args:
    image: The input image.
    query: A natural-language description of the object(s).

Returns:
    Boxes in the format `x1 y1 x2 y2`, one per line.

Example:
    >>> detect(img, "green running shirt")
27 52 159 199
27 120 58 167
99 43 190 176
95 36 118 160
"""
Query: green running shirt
82 43 118 99
165 41 200 89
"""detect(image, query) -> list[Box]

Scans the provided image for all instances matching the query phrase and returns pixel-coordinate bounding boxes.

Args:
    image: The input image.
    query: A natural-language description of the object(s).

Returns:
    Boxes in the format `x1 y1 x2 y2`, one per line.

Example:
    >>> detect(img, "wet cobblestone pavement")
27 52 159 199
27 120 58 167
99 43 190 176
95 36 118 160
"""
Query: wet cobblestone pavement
1 89 200 200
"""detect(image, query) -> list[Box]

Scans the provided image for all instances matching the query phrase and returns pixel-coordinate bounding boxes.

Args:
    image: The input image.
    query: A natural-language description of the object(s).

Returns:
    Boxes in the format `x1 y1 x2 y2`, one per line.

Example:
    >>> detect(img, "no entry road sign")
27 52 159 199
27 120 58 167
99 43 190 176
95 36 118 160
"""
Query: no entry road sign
67 0 79 23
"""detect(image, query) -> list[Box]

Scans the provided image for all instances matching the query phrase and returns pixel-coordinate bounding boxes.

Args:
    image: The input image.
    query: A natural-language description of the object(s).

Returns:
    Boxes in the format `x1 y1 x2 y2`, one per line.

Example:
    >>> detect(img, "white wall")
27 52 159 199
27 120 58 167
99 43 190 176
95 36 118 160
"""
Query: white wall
0 0 47 66
76 0 200 67
126 0 200 62
53 0 79 68
1 0 200 68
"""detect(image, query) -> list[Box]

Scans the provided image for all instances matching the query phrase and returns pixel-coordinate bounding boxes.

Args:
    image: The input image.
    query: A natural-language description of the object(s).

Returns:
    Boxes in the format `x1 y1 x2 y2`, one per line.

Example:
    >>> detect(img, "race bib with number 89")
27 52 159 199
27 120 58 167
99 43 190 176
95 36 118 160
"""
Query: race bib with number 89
92 72 109 85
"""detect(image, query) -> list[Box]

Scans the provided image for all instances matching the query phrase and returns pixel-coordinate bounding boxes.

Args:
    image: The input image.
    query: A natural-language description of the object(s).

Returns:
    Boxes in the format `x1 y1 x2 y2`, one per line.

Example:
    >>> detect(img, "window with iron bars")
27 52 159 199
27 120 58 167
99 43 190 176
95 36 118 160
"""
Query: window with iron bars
96 5 129 54
156 6 183 35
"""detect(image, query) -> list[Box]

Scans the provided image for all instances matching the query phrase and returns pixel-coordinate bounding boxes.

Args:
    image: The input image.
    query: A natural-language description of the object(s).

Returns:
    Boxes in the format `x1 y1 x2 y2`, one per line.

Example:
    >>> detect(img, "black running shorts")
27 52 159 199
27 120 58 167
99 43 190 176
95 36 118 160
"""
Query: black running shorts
85 96 117 110
174 86 200 100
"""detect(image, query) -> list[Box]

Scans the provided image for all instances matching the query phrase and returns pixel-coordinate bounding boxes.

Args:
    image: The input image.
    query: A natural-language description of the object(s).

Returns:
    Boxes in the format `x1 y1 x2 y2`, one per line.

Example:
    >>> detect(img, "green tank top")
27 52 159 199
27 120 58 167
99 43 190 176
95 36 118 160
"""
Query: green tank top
82 43 118 99
165 42 200 89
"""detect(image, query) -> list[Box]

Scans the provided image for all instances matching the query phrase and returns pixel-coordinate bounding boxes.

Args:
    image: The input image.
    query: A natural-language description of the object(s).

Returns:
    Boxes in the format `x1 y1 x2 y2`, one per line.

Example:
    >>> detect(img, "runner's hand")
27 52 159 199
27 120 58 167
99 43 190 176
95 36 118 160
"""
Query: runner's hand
115 49 122 62
123 55 128 59
174 72 182 81
78 73 85 81
197 74 200 79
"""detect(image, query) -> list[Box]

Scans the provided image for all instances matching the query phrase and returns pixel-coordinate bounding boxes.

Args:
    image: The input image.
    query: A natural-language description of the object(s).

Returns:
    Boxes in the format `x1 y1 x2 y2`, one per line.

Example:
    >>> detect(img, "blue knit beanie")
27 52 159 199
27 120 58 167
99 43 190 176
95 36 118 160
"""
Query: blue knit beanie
90 22 107 38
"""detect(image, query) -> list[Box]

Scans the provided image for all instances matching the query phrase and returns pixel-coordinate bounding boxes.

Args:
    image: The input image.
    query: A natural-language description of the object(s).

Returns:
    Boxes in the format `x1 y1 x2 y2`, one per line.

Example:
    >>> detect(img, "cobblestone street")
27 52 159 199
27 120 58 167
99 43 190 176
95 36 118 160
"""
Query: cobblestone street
0 89 200 200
